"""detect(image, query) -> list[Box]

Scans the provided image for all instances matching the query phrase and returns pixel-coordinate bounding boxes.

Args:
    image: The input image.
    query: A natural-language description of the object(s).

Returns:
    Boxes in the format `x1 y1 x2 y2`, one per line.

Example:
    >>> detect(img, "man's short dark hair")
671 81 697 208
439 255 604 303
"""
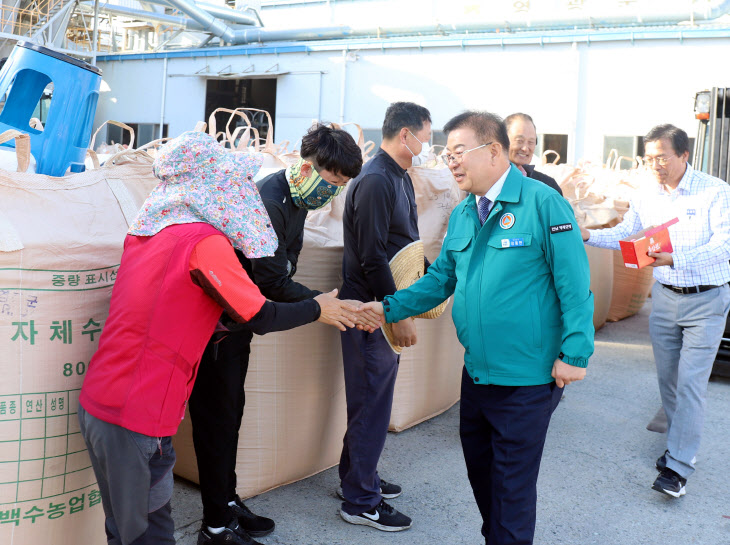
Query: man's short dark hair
381 102 432 140
443 111 510 151
504 112 535 132
644 124 690 156
300 123 363 179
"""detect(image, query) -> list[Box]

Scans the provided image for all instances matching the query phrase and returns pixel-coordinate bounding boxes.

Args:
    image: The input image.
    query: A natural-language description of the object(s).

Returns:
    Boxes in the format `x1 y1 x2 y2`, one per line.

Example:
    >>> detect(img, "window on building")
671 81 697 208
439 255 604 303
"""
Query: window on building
363 129 446 153
433 131 569 166
205 78 277 146
603 135 694 168
104 123 168 149
362 129 382 151
432 131 447 147
602 136 644 166
535 134 568 165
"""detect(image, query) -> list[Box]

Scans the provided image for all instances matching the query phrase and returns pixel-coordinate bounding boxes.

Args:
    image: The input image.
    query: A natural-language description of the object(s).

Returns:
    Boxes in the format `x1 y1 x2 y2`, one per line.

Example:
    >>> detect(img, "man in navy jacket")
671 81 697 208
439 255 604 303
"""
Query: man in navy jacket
338 102 432 532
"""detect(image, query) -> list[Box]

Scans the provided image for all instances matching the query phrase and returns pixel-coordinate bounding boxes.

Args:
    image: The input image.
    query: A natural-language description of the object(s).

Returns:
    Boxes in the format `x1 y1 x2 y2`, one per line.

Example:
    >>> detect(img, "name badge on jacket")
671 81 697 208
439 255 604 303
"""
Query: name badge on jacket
501 238 525 248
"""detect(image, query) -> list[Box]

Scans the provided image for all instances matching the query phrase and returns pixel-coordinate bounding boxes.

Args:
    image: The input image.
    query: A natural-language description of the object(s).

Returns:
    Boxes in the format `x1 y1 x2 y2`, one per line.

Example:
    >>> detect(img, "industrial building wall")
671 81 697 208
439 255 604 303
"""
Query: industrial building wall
95 36 730 164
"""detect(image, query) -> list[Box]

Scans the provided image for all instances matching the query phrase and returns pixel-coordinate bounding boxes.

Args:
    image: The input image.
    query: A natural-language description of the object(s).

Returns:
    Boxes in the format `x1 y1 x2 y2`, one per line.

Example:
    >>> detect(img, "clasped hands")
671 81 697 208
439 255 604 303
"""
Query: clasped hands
314 289 386 332
313 293 417 346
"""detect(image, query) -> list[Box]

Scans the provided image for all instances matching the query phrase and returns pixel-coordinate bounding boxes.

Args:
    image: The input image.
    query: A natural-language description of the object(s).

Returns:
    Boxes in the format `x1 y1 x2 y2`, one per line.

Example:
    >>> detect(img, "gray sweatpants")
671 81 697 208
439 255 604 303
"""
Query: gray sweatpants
78 406 176 545
649 282 730 479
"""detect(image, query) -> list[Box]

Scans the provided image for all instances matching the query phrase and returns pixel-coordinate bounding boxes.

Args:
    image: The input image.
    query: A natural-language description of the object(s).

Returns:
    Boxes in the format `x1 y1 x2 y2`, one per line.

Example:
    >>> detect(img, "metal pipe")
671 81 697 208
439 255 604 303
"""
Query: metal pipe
78 3 207 32
94 26 730 62
183 1 257 25
140 0 259 26
163 0 236 43
317 70 322 121
87 0 730 46
338 49 345 124
228 6 730 44
92 0 99 65
159 56 167 139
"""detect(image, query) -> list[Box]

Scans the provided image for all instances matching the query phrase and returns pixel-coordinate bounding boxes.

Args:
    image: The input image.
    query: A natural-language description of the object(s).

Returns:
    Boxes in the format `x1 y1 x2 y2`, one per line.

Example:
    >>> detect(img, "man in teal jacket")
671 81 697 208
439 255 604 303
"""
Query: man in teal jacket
362 111 594 545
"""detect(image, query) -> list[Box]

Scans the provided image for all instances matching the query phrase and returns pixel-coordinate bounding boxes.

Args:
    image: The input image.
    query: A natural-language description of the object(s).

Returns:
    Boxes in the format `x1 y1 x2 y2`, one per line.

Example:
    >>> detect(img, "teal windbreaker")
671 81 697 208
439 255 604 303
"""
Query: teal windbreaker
383 165 594 386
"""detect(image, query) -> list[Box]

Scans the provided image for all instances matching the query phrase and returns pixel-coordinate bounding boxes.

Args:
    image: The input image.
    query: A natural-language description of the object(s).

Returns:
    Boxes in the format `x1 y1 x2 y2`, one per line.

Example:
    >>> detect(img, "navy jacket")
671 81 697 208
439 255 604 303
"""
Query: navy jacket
341 149 420 302
237 169 320 303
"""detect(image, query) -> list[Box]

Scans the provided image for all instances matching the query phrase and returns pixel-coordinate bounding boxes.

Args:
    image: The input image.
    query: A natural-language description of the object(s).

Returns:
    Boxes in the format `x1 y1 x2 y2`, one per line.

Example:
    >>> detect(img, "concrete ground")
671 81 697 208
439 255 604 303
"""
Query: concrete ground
171 300 730 545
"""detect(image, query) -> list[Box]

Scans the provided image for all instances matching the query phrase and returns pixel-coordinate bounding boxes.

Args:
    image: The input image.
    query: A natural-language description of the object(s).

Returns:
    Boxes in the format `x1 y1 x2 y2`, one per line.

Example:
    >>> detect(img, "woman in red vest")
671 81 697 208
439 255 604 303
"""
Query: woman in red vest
78 132 376 545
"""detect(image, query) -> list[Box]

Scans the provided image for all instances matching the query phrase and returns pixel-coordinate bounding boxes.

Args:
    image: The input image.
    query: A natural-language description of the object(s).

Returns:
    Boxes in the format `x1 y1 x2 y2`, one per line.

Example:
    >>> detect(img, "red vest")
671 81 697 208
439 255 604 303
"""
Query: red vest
80 223 225 437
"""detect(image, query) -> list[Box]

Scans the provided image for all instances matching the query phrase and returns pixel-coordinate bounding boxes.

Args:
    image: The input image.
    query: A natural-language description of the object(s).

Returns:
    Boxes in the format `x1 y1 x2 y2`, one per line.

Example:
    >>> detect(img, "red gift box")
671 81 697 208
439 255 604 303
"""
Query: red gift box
619 218 679 269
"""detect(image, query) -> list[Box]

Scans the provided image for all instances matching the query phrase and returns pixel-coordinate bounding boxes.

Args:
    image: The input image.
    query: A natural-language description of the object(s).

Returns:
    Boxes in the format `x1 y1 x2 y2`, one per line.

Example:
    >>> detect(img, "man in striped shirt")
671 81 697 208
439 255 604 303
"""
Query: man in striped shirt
581 124 730 499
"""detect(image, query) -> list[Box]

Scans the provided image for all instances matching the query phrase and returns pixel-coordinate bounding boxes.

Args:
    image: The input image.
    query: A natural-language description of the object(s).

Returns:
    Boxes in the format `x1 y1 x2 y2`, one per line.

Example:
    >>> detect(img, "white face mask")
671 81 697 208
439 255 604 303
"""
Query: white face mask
411 142 431 167
407 130 431 167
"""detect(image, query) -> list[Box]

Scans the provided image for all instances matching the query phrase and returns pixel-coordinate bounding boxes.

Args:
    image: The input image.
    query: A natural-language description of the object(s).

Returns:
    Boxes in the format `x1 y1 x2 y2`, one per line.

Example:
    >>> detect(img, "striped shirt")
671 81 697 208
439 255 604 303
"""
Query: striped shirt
586 162 730 287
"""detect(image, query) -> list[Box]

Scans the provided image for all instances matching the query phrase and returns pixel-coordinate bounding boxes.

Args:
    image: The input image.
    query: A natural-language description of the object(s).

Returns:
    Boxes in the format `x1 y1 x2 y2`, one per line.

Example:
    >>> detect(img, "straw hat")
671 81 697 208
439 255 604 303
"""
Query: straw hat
382 240 449 354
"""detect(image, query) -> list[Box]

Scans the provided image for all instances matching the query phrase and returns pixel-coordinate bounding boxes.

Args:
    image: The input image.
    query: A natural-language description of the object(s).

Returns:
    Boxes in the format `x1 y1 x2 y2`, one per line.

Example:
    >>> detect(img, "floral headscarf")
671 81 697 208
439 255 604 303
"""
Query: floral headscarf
129 131 278 258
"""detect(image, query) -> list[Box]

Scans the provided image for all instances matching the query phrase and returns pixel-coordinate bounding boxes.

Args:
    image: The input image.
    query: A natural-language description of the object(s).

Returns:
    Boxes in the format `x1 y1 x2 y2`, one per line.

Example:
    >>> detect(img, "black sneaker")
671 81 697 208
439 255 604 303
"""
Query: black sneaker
339 499 412 532
229 495 275 537
337 479 403 500
652 468 687 498
197 519 264 545
655 450 696 472
379 479 402 499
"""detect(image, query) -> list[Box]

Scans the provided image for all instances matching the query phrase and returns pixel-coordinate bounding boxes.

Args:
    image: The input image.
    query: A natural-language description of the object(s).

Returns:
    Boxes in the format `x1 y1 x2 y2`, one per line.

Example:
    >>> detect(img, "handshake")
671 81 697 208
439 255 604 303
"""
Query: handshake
313 293 417 348
313 289 385 333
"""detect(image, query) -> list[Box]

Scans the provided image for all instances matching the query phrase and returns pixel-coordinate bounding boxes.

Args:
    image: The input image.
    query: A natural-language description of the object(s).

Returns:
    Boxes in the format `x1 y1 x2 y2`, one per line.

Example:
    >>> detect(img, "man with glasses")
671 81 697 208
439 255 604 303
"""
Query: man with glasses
582 124 730 498
505 113 562 195
361 111 594 544
338 101 432 532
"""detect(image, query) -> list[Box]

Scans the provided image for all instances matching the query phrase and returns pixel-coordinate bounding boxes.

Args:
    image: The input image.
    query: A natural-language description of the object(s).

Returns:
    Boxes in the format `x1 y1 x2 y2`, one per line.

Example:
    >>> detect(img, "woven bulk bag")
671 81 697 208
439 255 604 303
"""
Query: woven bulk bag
585 246 614 332
0 142 158 545
606 251 655 322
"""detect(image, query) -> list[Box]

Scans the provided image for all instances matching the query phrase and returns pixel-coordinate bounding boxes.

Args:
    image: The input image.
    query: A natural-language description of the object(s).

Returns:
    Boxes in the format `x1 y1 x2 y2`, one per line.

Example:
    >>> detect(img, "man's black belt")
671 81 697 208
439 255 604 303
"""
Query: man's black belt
660 283 721 295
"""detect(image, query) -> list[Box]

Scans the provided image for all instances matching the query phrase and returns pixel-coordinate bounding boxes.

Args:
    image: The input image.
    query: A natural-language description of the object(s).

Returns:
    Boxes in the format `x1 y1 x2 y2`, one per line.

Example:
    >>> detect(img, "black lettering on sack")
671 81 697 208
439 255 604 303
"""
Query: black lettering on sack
550 223 573 234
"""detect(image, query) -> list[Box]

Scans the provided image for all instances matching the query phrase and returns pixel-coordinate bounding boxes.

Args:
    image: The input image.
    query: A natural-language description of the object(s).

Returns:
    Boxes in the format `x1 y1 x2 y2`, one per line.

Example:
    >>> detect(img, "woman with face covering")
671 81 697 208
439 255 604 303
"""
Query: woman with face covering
188 123 370 545
77 131 374 545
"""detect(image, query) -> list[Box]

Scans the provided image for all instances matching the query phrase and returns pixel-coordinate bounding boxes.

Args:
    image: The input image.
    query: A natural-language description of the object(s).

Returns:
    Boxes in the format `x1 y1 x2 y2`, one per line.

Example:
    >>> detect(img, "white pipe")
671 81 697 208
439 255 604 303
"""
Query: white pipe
91 0 99 65
164 0 236 43
78 3 206 32
317 70 322 121
338 49 345 124
159 56 167 139
140 0 259 26
87 0 730 46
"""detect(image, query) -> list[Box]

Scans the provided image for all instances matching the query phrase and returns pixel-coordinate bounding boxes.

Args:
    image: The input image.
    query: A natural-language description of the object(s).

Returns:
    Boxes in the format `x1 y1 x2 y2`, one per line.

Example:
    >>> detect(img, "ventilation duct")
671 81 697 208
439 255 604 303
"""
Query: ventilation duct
88 0 730 46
